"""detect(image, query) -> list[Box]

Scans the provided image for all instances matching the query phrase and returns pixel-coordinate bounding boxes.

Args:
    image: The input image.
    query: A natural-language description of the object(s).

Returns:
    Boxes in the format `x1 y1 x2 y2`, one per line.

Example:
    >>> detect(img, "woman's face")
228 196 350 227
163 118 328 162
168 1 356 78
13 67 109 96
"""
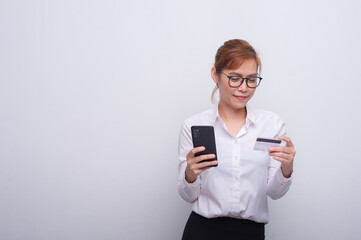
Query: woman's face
211 58 258 110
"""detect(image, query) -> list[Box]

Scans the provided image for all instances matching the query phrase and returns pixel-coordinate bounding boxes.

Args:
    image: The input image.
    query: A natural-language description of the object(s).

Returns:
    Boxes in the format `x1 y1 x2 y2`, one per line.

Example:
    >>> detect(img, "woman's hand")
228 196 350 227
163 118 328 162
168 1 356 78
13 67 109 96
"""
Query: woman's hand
268 136 296 178
185 146 218 183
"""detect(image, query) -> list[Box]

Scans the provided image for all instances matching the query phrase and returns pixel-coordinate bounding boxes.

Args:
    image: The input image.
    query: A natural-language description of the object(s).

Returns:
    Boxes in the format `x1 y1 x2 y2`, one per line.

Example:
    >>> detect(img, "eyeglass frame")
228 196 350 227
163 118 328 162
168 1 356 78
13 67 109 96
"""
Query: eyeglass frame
220 72 263 88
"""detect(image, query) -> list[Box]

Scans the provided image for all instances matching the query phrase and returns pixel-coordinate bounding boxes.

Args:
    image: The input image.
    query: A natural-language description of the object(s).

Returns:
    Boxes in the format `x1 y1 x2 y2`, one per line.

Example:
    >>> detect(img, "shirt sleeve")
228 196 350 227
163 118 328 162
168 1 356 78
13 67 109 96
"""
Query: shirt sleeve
267 119 293 200
177 122 201 203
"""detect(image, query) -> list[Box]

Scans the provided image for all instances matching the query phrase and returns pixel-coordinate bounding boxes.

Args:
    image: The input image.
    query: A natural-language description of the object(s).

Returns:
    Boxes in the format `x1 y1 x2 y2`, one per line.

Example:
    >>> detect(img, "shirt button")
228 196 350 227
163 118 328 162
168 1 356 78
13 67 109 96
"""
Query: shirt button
234 176 239 181
233 139 238 144
234 156 238 160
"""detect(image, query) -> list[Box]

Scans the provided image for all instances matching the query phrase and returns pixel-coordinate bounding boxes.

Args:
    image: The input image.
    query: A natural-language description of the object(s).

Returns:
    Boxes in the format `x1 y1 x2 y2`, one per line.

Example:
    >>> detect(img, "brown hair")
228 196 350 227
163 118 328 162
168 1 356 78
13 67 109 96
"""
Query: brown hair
211 39 261 103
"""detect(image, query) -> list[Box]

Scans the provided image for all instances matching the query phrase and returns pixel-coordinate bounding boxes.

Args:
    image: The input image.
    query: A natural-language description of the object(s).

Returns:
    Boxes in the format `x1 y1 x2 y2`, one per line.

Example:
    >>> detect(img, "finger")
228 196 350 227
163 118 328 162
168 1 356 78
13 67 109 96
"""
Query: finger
195 154 216 163
187 153 216 166
272 156 292 164
191 160 217 175
187 146 206 158
198 160 218 168
269 146 296 159
268 146 292 154
195 166 212 175
196 160 218 171
269 152 293 161
277 136 294 148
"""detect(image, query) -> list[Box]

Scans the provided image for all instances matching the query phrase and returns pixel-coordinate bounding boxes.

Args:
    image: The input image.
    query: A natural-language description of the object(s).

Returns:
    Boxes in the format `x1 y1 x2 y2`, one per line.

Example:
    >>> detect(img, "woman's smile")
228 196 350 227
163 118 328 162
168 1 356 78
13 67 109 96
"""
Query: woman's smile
233 95 248 100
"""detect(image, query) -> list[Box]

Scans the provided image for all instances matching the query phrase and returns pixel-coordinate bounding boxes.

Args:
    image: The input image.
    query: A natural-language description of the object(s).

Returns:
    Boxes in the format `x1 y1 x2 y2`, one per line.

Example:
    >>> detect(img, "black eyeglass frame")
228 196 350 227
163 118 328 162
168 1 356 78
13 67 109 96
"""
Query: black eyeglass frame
221 72 263 88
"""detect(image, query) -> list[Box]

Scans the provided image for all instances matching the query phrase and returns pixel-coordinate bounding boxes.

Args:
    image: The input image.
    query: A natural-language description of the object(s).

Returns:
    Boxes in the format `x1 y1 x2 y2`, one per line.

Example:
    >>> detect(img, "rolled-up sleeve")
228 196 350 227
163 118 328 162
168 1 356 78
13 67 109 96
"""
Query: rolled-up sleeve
177 122 201 202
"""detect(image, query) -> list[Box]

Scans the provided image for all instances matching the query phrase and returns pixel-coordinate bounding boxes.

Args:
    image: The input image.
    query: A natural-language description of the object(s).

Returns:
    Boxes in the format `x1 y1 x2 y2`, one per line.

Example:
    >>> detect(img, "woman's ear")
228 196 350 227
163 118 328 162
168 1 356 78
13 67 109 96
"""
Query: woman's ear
211 67 219 84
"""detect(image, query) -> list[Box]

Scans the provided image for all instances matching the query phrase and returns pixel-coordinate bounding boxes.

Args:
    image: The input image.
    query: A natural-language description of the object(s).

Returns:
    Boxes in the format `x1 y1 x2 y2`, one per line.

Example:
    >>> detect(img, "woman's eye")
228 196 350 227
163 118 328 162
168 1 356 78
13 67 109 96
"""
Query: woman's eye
230 77 241 82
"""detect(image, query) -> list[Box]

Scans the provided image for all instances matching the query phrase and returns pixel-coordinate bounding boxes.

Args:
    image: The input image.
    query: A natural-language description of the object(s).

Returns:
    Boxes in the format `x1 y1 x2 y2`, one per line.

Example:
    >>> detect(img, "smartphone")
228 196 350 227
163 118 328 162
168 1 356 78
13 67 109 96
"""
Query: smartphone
191 126 218 167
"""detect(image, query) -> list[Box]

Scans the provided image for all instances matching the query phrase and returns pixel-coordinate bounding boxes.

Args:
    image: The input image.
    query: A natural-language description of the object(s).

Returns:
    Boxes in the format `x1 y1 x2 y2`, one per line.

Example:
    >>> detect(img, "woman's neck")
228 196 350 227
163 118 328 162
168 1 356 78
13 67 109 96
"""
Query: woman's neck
218 102 247 137
218 101 247 123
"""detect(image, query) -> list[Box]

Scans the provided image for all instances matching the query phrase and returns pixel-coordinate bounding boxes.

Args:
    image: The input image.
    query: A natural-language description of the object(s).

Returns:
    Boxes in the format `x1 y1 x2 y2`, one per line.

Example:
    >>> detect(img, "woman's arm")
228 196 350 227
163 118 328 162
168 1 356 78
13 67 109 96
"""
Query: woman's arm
269 136 296 178
177 123 217 202
267 136 296 199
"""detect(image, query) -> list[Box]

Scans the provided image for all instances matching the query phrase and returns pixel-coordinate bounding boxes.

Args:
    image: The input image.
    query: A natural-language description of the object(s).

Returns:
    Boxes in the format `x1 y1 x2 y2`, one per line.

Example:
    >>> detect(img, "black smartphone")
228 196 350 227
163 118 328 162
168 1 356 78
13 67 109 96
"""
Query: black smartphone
191 126 218 167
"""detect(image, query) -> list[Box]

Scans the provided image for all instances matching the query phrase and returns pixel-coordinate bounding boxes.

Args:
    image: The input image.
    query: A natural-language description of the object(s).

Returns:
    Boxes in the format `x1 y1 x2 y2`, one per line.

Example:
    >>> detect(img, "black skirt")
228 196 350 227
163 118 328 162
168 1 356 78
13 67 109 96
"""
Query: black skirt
182 211 265 240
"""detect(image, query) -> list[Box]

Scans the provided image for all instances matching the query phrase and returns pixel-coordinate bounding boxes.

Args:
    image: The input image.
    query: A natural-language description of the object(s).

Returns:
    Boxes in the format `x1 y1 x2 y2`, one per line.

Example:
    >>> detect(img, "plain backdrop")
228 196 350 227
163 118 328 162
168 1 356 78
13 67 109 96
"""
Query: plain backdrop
1 0 361 239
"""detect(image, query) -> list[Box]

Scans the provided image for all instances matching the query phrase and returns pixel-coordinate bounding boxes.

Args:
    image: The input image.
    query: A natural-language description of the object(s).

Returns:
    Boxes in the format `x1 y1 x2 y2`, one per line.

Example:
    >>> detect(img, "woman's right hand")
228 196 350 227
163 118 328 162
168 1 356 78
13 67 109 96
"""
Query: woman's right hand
185 146 218 183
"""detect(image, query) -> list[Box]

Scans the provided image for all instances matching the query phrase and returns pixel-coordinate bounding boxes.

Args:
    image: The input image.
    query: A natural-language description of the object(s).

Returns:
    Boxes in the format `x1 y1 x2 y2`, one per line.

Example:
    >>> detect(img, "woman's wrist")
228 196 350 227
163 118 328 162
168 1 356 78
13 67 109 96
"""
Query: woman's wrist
281 166 293 178
185 170 197 183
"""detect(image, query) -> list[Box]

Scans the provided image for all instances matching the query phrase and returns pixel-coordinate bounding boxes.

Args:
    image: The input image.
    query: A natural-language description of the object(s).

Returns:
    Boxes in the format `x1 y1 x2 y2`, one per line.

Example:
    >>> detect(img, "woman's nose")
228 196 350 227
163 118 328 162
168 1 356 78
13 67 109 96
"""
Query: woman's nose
238 80 248 92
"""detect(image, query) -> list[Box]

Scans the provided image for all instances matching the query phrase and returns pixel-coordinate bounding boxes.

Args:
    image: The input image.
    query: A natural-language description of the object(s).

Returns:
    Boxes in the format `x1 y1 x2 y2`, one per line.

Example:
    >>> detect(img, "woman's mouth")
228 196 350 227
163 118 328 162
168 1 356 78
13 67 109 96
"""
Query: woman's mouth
234 95 247 100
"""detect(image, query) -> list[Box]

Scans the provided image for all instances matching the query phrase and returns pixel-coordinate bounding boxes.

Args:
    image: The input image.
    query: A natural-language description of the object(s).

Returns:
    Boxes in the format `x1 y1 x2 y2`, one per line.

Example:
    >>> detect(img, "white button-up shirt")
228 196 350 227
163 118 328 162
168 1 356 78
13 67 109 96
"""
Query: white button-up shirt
177 105 292 223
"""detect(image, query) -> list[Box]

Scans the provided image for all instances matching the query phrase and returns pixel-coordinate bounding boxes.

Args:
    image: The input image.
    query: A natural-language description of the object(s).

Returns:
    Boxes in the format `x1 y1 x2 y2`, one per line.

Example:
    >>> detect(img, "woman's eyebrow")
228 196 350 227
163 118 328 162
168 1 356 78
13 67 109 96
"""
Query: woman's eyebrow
228 72 258 76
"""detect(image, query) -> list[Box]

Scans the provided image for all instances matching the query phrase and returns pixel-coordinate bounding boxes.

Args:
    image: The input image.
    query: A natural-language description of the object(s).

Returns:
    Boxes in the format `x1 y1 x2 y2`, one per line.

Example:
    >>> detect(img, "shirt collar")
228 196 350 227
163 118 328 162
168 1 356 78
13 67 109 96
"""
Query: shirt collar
212 104 256 127
245 105 256 125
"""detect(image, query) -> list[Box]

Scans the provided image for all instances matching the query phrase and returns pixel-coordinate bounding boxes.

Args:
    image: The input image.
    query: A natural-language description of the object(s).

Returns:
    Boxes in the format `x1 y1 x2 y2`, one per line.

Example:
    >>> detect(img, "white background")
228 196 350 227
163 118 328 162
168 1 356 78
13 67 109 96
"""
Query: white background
1 0 361 239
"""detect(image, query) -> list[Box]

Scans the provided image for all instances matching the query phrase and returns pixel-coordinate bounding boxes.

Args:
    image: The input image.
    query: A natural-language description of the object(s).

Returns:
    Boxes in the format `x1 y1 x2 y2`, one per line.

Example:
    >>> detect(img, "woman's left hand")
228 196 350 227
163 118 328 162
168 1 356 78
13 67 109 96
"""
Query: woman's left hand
268 136 296 178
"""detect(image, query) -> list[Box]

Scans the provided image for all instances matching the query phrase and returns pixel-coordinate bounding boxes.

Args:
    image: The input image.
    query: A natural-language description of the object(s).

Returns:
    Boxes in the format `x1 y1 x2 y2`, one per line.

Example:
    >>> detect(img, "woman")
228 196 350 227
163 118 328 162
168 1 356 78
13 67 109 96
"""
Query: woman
178 39 296 240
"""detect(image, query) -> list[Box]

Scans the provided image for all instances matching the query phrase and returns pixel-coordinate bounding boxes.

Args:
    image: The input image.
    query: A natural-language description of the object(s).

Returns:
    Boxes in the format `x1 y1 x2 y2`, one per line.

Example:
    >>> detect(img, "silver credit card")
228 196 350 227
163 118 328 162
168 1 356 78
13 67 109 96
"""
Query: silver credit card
253 137 286 151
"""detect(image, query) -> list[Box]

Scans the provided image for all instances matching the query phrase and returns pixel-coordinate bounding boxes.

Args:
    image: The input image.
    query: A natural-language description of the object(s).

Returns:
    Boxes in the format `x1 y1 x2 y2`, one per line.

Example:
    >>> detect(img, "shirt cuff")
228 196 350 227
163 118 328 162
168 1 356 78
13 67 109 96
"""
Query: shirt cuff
178 171 201 202
275 167 293 184
182 173 201 188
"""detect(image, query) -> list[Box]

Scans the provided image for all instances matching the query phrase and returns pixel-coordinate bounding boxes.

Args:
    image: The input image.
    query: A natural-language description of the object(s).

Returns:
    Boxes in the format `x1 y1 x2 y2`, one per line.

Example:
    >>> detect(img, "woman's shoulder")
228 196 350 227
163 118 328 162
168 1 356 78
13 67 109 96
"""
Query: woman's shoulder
183 108 216 127
249 108 284 124
249 108 286 135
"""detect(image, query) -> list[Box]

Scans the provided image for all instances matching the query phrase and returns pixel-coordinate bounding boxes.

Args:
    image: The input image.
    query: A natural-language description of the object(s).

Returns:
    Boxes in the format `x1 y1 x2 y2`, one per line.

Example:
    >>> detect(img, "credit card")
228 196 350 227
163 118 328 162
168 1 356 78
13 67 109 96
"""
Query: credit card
253 137 286 151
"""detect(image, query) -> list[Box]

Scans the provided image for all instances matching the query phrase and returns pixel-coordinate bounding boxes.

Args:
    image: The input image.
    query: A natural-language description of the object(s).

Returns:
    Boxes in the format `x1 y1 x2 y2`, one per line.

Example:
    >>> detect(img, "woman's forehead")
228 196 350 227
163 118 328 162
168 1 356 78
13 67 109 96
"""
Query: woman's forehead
224 58 257 70
224 59 258 74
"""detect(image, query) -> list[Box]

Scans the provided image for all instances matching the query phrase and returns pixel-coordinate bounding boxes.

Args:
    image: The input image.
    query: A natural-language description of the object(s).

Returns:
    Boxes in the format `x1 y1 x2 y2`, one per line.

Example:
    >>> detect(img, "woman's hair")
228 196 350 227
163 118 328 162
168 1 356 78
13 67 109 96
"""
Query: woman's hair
211 39 261 103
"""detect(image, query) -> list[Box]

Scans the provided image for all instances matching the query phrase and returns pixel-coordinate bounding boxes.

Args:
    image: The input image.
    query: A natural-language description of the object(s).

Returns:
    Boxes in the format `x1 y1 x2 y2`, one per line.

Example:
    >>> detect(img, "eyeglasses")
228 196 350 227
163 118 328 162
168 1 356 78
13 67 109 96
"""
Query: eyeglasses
221 72 262 88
